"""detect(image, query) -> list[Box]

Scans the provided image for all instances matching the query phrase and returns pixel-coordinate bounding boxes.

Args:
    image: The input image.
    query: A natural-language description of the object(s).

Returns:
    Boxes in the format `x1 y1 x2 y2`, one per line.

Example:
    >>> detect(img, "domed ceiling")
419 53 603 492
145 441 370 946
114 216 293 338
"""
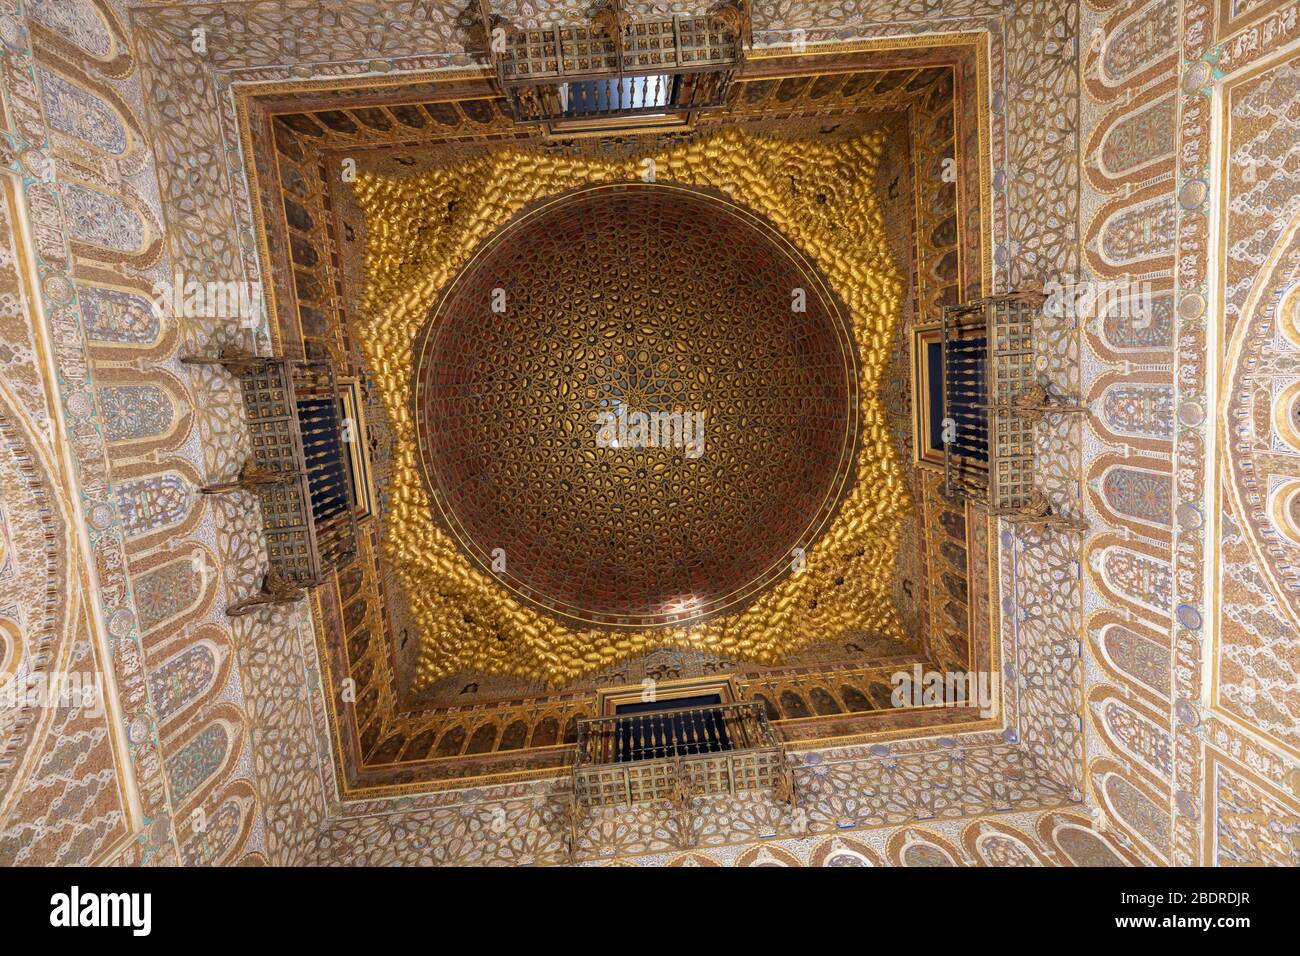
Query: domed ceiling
235 42 996 792
355 129 910 687
413 184 859 628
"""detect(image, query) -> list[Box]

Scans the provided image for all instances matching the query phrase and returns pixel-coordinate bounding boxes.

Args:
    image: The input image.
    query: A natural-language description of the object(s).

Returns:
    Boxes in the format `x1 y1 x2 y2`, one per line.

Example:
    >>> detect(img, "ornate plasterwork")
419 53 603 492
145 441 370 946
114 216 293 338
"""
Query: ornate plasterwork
1078 0 1300 867
1215 52 1300 755
0 169 134 865
0 0 186 865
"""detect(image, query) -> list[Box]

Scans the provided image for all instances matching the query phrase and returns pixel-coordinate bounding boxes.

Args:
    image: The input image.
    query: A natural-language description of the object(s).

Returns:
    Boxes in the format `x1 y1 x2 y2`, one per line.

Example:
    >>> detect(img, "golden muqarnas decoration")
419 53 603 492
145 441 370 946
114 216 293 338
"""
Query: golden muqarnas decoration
354 129 907 688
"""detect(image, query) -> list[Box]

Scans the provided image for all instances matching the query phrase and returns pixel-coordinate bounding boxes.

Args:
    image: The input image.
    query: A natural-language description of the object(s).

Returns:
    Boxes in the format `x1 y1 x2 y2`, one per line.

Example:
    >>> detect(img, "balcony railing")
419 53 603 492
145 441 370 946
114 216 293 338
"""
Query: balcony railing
182 349 360 613
481 1 747 126
941 290 1087 530
571 701 791 810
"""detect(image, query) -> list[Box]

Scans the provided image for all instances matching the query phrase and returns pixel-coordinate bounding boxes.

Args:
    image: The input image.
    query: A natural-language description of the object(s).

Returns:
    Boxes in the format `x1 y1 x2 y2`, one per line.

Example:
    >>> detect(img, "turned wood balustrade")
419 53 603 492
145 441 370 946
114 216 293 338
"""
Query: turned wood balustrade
940 290 1088 531
182 349 359 614
571 701 793 812
479 0 749 125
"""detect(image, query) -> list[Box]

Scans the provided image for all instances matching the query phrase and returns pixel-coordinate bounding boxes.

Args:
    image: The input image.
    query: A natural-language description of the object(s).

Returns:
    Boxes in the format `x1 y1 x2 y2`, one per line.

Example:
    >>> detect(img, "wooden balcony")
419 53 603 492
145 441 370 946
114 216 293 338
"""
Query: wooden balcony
183 350 360 614
571 701 792 810
940 291 1087 531
481 1 747 127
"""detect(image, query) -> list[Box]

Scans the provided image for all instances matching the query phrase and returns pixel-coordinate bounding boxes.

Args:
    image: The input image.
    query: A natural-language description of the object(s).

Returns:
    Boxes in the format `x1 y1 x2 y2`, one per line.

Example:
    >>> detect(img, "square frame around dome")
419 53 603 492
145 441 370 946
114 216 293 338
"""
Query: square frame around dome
229 34 1002 798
